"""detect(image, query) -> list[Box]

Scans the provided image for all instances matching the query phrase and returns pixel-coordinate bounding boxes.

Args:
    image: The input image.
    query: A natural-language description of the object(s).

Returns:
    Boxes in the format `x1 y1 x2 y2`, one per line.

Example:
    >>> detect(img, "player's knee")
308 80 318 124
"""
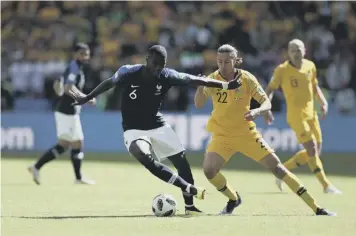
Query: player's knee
135 152 155 167
204 165 219 179
53 144 67 157
168 152 191 170
71 148 84 160
129 139 151 155
129 141 154 167
304 140 317 156
71 140 83 149
306 146 317 157
57 140 70 149
169 152 194 182
129 140 147 157
272 163 288 179
317 143 322 156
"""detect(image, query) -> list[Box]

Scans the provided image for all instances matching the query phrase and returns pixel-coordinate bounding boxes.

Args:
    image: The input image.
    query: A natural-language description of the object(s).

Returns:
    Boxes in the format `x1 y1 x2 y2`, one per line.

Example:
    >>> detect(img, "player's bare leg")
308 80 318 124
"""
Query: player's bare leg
276 149 309 191
303 140 341 194
168 152 203 216
129 140 206 200
203 152 242 215
28 139 69 185
260 153 336 216
316 144 341 194
277 141 319 191
71 140 95 185
277 141 341 194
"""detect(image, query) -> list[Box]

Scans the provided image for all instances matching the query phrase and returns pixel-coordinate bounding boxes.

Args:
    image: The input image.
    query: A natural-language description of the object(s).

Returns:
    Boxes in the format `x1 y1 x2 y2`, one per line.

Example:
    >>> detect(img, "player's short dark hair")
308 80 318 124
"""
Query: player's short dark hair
74 43 89 52
148 45 167 59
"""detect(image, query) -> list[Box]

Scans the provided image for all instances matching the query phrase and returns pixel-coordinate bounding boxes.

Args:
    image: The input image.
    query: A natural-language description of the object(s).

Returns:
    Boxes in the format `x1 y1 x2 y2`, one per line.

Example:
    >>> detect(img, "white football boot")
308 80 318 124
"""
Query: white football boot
275 178 284 191
324 185 342 194
74 177 96 185
28 166 41 185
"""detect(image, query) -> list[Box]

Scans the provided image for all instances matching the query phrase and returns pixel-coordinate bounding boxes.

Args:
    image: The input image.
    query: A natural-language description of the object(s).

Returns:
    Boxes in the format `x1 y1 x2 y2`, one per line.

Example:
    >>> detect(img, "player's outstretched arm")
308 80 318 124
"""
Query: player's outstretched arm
69 78 115 105
186 73 242 90
166 69 241 90
64 83 86 97
65 83 96 106
61 61 94 102
70 65 135 105
84 78 115 101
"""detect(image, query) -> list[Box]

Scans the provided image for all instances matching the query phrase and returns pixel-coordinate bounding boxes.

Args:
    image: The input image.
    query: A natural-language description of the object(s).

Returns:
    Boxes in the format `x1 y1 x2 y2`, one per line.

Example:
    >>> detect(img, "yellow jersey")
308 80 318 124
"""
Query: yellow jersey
204 69 267 137
268 59 318 122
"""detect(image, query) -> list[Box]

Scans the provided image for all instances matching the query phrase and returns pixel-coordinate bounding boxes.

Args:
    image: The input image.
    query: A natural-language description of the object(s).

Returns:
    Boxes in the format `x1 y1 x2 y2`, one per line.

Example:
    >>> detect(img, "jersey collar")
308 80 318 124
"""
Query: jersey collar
218 69 240 81
288 60 303 69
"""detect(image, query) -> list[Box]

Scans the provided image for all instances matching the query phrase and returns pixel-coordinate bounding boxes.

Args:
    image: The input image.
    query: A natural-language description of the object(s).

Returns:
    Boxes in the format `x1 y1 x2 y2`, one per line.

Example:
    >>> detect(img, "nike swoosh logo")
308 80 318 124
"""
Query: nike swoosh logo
131 85 140 88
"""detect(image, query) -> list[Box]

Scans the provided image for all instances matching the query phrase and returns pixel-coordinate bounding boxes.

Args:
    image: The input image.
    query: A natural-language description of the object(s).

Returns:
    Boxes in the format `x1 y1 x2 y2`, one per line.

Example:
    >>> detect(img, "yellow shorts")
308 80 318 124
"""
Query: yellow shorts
288 117 322 144
206 129 274 163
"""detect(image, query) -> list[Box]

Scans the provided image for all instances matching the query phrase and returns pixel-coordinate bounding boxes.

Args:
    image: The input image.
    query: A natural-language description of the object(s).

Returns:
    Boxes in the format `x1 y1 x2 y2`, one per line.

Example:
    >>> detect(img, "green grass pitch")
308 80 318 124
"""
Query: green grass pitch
2 153 356 236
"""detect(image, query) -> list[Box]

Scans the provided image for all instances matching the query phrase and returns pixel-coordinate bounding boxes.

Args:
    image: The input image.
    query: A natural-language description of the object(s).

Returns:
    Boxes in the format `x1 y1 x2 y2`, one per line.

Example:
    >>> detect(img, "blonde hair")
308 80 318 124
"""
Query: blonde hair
288 39 306 56
217 44 243 65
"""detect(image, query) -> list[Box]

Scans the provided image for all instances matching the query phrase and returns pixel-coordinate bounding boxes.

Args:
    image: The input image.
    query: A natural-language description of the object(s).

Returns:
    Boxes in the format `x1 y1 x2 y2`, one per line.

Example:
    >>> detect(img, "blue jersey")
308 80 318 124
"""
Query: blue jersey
111 64 192 131
56 60 85 115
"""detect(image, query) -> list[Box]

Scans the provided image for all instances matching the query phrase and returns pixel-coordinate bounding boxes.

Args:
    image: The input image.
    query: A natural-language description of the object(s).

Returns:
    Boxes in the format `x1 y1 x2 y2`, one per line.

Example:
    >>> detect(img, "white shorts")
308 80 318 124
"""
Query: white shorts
123 124 185 161
54 112 84 142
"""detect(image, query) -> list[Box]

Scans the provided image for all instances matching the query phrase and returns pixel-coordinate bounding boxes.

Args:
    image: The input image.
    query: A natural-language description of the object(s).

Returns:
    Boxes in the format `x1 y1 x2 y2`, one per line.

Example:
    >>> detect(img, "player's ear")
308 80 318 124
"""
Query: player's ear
236 57 243 66
232 57 237 67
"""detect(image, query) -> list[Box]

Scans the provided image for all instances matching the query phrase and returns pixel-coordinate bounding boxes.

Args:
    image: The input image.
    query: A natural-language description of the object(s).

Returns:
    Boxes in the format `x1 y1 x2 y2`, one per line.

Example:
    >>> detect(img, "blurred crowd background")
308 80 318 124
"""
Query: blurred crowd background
1 1 356 114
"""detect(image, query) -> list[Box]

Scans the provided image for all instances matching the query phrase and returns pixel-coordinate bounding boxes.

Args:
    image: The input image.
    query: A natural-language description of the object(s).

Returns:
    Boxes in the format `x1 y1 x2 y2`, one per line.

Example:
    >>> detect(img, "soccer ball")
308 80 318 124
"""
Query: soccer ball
152 194 177 217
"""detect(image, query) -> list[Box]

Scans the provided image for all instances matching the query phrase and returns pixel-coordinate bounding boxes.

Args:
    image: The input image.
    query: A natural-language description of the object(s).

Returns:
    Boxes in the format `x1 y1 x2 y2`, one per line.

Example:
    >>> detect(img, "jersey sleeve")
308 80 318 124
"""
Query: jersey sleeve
312 63 318 86
64 61 80 85
163 68 192 86
110 64 142 85
246 72 268 104
268 66 282 90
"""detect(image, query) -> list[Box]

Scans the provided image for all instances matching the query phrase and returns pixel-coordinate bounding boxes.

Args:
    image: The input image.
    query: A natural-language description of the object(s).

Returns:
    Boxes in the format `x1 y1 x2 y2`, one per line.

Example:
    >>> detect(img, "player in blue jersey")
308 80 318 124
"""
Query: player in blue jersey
28 43 96 185
71 45 241 215
69 45 241 216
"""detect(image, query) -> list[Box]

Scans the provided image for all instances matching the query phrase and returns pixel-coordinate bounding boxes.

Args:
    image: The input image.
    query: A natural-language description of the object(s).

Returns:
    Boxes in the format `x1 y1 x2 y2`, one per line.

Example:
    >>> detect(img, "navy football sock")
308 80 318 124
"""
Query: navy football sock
146 159 197 195
71 149 84 180
168 152 195 207
130 140 197 195
35 144 66 169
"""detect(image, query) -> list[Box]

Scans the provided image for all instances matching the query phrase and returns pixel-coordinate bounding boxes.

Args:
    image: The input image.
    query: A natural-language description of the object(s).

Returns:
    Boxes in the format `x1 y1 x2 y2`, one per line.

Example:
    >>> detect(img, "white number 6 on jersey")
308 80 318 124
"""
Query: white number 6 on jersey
129 89 137 99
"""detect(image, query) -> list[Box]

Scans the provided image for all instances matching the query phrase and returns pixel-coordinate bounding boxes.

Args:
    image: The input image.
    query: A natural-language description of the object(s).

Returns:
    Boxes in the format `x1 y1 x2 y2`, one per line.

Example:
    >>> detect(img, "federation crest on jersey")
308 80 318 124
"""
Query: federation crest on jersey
234 87 243 100
305 70 311 78
155 84 162 95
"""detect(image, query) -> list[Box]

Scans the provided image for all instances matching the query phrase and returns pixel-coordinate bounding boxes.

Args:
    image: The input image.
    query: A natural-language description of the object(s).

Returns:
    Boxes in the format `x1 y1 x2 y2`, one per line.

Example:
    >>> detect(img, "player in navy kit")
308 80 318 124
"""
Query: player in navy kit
69 45 242 215
28 43 96 185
